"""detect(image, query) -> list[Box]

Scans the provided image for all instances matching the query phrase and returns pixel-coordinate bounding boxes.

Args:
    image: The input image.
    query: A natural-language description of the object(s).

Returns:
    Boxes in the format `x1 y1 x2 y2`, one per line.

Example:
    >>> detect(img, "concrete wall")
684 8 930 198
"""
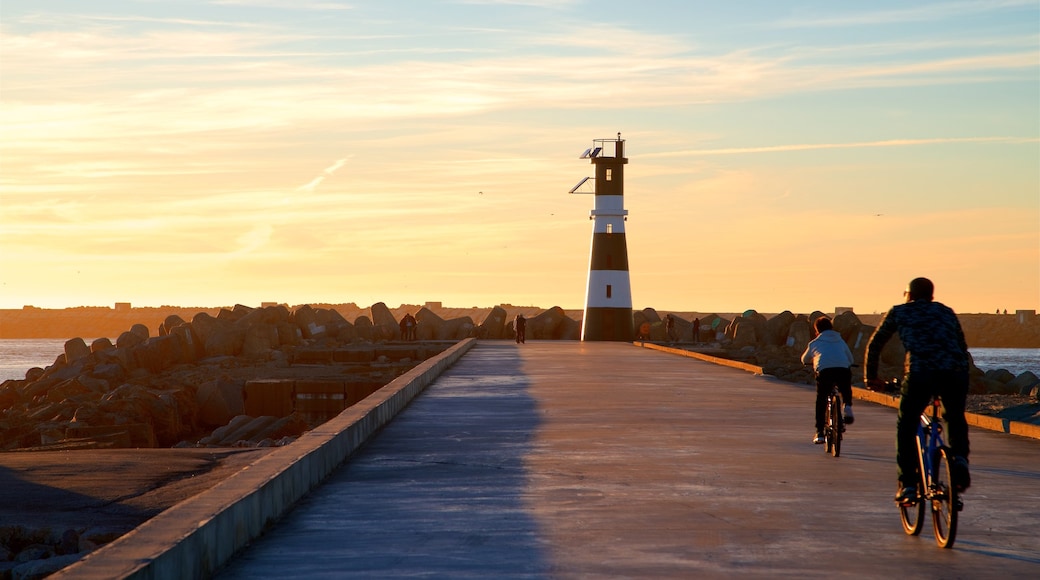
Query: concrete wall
53 338 476 580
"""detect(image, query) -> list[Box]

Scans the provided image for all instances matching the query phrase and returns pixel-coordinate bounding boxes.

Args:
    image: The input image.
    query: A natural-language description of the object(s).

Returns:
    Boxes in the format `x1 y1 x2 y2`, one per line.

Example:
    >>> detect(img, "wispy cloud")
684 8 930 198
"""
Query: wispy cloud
643 137 1039 158
773 0 1038 28
296 157 350 191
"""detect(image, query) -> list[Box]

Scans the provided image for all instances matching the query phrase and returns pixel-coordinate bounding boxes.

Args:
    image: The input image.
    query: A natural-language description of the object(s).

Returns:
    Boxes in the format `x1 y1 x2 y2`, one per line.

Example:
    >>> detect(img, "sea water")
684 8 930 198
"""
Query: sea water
0 339 1037 382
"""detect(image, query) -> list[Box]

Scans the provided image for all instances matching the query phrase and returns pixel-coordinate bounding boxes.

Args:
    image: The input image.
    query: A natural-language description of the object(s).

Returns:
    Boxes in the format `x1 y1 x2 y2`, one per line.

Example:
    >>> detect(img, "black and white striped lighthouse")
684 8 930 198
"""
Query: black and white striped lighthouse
569 133 633 341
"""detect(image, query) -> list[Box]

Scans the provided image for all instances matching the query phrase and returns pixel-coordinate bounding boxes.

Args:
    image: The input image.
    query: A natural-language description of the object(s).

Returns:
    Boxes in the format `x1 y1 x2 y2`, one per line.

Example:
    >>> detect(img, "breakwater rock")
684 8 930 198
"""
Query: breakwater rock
2 302 1036 453
644 308 1040 413
0 300 584 453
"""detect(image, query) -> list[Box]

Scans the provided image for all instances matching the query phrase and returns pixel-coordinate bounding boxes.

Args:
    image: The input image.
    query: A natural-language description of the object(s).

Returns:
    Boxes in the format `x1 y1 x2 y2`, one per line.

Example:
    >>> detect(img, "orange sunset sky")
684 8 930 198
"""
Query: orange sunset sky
1 1 1038 316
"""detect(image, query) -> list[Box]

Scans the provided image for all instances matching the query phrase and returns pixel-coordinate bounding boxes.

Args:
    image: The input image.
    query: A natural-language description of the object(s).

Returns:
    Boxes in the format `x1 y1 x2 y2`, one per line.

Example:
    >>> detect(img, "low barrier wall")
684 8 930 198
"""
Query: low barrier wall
54 338 477 580
638 342 1040 441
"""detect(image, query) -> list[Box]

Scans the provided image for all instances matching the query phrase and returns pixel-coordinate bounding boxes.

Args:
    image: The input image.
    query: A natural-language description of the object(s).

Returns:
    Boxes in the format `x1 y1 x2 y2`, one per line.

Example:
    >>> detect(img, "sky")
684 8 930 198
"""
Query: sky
1 0 1038 316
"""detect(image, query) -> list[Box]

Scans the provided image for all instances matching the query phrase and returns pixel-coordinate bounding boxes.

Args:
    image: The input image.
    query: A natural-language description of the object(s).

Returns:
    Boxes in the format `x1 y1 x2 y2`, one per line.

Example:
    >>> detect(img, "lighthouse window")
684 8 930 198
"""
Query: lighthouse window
605 169 612 181
606 285 612 298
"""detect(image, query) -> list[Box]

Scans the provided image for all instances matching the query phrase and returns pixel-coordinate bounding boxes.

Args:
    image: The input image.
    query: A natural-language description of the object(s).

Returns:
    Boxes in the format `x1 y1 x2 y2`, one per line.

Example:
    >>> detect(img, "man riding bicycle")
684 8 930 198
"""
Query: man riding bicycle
865 277 971 505
802 316 855 444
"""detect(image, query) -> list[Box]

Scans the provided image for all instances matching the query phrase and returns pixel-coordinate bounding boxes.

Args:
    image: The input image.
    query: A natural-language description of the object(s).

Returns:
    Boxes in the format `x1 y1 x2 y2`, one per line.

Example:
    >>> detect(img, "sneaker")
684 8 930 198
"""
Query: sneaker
813 433 825 444
843 404 855 425
894 485 918 505
951 457 971 491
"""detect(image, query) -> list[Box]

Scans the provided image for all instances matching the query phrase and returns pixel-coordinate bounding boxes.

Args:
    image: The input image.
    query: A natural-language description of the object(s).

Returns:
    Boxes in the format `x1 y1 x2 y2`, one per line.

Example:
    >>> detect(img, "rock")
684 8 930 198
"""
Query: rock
478 306 508 339
763 311 795 347
196 378 246 427
832 311 863 341
63 338 91 365
443 316 476 340
116 330 145 349
414 308 446 340
984 368 1016 384
160 314 187 336
528 306 579 340
1007 371 1040 395
204 327 244 358
129 323 150 340
370 302 399 341
786 317 812 352
353 316 374 342
190 312 221 345
169 324 204 362
729 318 757 348
291 305 326 339
90 337 114 354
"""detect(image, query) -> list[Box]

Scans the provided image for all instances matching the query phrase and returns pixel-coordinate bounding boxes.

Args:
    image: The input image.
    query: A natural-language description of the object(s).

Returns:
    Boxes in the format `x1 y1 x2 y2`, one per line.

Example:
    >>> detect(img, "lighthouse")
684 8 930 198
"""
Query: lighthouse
569 133 633 341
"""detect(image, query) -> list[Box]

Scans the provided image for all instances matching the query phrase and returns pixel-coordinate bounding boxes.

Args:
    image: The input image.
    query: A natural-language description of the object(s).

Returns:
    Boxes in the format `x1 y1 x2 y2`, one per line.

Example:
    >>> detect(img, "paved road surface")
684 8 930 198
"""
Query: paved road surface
218 341 1040 578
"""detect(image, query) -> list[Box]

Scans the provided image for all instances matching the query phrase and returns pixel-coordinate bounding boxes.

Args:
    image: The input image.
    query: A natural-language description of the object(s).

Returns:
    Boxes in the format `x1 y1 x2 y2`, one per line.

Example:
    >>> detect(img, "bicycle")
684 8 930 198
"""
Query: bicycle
898 396 962 548
823 383 843 457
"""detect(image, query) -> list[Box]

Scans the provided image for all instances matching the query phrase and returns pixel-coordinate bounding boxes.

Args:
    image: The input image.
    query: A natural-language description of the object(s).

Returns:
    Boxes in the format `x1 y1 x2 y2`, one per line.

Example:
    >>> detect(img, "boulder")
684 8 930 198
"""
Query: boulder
763 311 795 347
160 314 187 336
190 312 221 345
90 337 114 354
1007 371 1040 395
353 316 374 342
204 327 245 358
129 323 150 340
92 362 125 384
786 317 812 352
326 309 354 343
730 320 758 348
984 368 1016 384
196 378 246 427
116 330 145 349
370 302 398 332
528 306 579 340
414 308 446 340
63 338 91 365
478 306 508 339
169 324 204 362
291 305 327 339
832 311 863 342
131 336 183 373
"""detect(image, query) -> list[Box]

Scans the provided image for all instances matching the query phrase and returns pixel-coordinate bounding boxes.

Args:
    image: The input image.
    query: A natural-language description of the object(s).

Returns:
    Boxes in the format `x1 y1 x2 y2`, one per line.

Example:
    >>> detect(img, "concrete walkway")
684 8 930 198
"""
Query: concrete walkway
217 341 1040 578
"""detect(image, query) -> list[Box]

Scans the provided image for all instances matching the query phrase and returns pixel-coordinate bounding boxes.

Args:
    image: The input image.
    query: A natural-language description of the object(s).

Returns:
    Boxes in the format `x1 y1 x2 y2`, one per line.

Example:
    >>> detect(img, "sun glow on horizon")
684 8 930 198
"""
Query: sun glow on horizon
1 1 1037 316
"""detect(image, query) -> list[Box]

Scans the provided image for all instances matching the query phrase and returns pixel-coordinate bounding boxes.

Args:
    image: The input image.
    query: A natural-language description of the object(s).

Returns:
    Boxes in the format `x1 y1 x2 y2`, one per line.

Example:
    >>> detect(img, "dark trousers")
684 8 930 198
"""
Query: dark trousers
896 370 970 485
815 367 852 433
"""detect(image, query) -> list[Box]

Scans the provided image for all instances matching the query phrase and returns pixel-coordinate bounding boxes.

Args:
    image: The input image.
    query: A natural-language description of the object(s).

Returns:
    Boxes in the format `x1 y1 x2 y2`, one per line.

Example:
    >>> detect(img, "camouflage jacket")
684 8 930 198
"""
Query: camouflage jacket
866 299 969 379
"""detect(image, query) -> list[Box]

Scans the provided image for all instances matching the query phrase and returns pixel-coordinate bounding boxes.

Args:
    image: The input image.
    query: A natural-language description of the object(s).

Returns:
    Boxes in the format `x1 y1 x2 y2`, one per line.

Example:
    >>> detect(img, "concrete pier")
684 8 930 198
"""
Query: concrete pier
213 341 1040 578
49 340 1040 578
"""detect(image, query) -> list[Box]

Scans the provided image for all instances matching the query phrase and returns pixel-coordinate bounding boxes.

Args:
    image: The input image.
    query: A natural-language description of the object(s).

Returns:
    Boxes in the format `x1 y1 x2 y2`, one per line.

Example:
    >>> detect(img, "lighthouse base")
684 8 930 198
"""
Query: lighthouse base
581 307 634 341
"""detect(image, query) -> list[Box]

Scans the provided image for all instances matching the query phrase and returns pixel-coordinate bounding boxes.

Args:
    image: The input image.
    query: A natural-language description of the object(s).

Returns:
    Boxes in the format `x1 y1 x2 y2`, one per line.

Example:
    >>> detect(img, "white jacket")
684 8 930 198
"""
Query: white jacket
801 329 854 371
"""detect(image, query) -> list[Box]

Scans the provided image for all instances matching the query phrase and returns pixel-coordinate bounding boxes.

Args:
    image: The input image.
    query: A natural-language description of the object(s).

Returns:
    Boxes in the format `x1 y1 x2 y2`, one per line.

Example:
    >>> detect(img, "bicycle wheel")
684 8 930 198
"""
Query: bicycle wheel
830 394 843 457
931 447 959 548
899 442 926 536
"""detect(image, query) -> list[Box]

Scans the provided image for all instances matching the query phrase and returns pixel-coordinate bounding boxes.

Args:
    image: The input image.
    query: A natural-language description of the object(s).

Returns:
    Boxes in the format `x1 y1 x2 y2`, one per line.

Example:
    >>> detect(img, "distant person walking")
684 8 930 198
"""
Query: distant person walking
801 316 855 444
666 314 676 343
865 277 971 505
403 313 417 341
515 314 526 344
692 317 701 344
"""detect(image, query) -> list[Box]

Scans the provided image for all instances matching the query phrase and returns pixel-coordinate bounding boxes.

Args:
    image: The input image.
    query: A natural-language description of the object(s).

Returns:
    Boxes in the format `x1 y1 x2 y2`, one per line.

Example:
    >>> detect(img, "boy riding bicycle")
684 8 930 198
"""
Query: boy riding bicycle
802 316 855 445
